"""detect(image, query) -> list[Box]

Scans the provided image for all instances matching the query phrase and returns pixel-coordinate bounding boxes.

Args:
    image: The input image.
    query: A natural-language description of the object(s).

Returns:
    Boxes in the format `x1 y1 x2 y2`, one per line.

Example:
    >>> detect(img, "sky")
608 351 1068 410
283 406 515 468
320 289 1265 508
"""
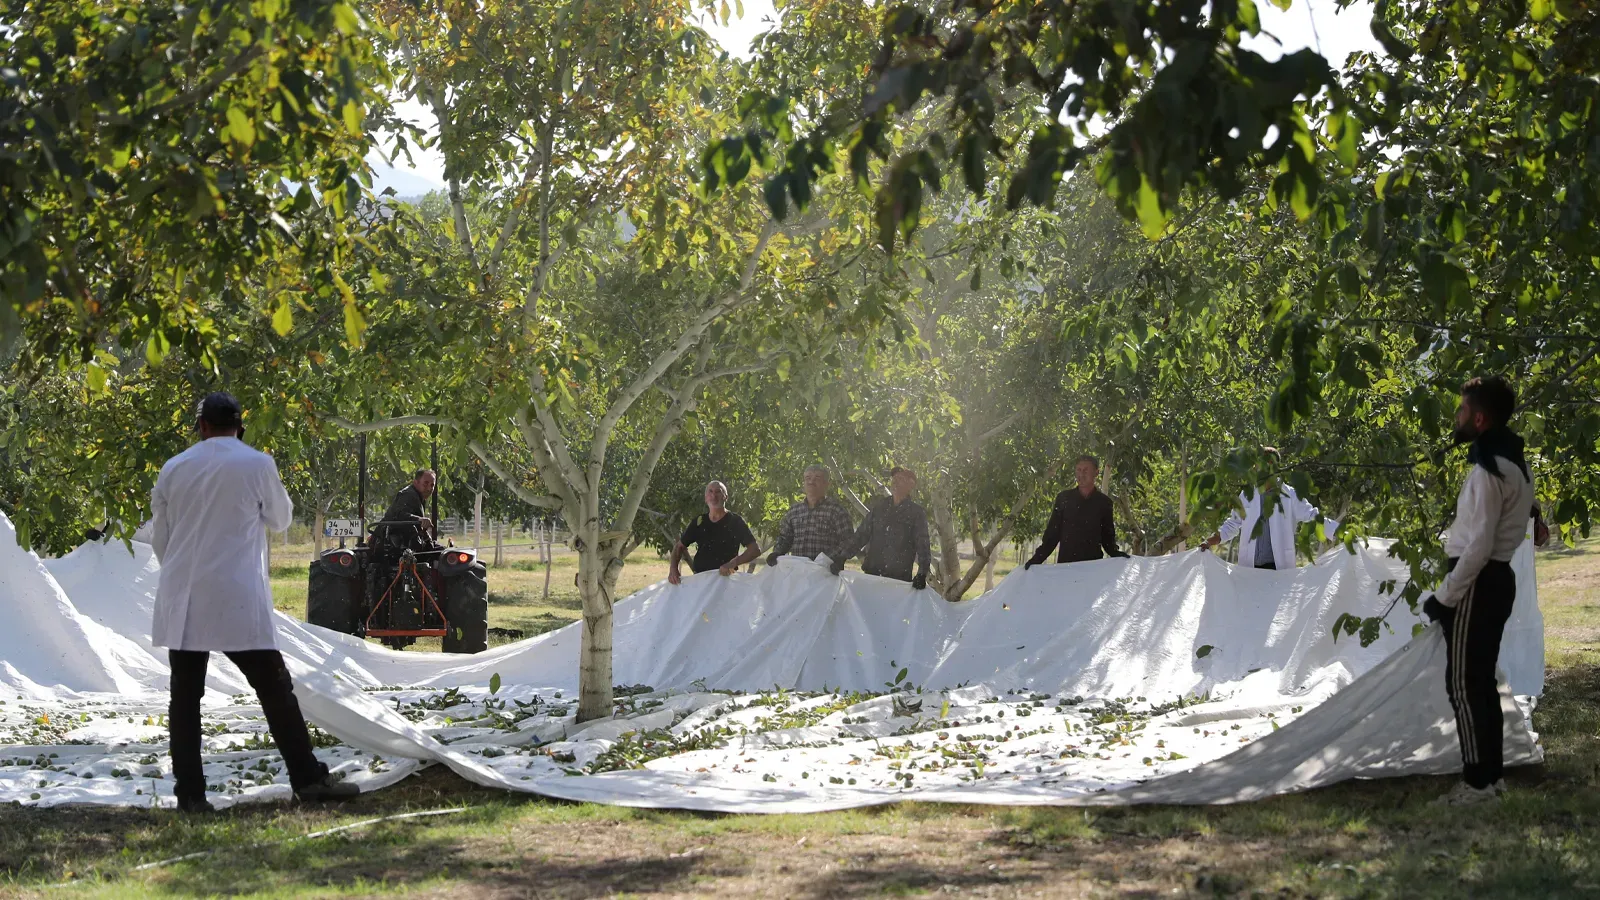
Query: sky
370 0 1382 195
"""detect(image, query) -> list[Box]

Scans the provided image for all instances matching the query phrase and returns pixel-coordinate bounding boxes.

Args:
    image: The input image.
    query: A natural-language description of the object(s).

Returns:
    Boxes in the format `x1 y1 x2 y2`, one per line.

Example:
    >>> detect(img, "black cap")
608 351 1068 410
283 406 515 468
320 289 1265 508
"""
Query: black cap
196 392 243 429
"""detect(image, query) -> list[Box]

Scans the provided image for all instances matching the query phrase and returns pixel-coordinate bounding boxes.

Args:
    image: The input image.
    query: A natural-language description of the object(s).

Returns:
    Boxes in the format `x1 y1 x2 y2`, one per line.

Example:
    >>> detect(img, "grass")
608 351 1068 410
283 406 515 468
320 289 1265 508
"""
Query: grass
2 541 1595 897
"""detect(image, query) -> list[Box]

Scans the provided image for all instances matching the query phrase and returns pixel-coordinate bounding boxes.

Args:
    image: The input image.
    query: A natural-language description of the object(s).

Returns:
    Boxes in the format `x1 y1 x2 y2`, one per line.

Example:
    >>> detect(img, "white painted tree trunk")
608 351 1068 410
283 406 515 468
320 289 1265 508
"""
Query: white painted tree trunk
313 510 325 559
576 525 619 722
473 491 483 551
493 520 505 567
541 523 553 602
984 540 996 591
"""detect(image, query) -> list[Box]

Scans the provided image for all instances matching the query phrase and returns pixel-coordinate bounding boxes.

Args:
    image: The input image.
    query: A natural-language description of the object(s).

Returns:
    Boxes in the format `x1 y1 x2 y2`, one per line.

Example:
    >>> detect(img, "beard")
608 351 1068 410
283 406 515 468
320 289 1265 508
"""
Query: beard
1451 422 1479 445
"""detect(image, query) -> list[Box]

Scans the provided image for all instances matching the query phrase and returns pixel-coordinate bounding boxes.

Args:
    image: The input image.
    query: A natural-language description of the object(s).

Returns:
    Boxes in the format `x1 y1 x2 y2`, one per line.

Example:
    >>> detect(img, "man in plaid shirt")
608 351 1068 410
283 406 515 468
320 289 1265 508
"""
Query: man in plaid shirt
767 465 855 563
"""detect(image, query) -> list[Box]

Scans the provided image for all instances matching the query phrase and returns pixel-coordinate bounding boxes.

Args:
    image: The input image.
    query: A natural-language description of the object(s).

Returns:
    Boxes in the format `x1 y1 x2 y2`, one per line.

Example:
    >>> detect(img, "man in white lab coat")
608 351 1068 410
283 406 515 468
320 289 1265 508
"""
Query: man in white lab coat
1203 449 1337 570
151 393 358 812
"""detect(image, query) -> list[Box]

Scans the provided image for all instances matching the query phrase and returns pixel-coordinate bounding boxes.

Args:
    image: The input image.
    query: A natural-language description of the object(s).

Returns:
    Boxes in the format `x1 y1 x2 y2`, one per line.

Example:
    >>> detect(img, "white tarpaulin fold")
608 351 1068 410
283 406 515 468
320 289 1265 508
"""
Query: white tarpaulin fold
0 512 1542 812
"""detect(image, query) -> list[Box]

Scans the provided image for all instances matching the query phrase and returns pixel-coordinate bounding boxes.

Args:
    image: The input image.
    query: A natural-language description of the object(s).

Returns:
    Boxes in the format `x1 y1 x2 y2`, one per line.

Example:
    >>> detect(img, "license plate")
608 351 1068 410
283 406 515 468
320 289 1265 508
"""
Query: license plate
324 518 361 538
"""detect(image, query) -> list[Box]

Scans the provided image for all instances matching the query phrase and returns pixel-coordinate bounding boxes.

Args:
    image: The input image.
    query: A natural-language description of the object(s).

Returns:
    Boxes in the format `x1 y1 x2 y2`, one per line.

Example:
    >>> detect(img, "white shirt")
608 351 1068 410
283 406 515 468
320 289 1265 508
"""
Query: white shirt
1217 484 1338 571
1437 456 1534 607
150 437 293 651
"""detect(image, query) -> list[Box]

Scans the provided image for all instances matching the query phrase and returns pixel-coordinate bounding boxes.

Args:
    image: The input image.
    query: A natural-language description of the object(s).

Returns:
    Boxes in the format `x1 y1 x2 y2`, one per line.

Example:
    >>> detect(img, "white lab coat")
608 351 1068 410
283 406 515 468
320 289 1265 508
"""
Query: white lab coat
150 437 293 651
1217 485 1337 571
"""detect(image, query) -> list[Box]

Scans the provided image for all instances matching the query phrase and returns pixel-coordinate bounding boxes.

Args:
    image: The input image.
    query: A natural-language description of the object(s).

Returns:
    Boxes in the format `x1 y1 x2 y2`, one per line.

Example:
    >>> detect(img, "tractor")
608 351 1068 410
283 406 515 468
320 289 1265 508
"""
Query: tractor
305 435 489 653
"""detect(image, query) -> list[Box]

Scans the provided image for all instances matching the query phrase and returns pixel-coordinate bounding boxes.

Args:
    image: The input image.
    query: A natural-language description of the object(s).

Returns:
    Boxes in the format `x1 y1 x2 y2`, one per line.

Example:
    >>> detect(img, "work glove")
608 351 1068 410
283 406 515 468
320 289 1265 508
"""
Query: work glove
1110 550 1130 559
828 558 845 576
912 573 926 590
766 552 780 567
1023 558 1036 571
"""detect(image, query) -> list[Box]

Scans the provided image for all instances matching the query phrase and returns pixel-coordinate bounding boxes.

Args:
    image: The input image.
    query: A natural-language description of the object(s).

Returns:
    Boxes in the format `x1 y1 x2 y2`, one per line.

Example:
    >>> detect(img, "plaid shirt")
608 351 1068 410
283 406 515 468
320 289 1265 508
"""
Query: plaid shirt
773 497 855 560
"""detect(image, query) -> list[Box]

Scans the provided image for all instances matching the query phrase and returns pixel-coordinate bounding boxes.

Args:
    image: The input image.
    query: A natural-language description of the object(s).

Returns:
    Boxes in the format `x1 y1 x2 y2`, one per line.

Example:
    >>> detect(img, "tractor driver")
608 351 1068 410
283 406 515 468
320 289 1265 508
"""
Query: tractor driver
380 468 436 550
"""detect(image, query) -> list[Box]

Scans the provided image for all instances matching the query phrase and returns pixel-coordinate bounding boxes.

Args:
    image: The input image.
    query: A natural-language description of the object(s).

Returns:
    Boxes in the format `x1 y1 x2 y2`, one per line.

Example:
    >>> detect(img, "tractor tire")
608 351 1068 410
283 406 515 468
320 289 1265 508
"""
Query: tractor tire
441 564 489 654
307 562 360 635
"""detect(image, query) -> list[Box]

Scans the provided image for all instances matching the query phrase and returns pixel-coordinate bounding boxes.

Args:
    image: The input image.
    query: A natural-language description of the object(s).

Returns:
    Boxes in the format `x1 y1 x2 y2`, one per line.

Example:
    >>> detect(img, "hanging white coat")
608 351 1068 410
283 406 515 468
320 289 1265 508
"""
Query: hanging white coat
150 437 293 651
1217 484 1338 571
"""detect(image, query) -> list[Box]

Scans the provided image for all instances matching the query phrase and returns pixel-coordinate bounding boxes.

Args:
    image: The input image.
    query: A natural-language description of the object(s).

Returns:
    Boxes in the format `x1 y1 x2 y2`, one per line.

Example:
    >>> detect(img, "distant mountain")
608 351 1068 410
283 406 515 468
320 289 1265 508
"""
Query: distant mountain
370 162 443 200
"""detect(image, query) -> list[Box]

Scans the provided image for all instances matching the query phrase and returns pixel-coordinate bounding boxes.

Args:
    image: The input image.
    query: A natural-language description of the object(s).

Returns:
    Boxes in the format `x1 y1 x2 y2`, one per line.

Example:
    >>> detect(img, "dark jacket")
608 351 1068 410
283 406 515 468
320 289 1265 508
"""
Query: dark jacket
833 496 931 582
378 485 429 550
1029 487 1127 565
383 485 426 523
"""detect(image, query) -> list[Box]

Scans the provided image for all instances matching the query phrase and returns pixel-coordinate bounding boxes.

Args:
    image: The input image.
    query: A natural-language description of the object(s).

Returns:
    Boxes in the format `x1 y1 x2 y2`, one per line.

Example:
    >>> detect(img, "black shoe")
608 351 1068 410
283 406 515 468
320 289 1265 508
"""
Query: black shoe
176 796 215 813
296 779 360 802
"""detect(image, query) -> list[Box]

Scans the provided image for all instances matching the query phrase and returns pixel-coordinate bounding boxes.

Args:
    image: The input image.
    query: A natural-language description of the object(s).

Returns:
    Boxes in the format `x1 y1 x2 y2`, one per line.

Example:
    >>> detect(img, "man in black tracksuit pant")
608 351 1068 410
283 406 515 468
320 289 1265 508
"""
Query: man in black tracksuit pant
1423 376 1535 806
827 466 932 589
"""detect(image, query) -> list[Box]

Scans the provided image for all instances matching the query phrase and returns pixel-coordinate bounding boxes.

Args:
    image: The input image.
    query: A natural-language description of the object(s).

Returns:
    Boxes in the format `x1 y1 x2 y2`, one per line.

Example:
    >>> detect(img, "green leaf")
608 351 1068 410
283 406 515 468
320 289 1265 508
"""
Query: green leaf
1134 176 1169 239
775 357 791 382
342 101 363 137
271 297 293 336
1374 171 1391 200
145 331 170 367
489 673 502 695
85 362 108 394
1530 0 1553 20
226 107 256 147
894 667 909 685
1195 645 1214 659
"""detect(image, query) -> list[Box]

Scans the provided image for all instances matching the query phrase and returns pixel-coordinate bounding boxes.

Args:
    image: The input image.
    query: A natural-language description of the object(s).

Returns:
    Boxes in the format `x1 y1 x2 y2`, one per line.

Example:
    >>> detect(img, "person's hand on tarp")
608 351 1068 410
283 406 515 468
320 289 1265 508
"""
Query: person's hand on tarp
827 557 845 576
766 552 780 566
911 572 926 590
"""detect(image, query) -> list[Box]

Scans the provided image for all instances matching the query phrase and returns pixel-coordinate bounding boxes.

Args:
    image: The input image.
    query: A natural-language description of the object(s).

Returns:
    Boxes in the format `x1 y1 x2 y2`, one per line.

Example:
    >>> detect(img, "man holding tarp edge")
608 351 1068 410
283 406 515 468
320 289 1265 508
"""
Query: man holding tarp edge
150 393 358 812
1024 454 1129 568
668 480 761 584
826 466 932 588
1420 376 1536 806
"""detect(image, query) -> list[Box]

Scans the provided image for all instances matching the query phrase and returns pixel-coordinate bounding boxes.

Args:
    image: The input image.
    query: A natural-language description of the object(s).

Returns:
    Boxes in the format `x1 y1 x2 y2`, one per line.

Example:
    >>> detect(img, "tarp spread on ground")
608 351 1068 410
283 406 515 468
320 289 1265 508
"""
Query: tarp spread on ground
0 512 1543 812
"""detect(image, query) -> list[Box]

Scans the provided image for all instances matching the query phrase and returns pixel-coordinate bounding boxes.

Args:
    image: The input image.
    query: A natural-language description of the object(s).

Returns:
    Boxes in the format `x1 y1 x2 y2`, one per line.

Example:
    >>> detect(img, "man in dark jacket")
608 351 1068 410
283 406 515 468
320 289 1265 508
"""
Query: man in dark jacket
827 467 932 588
379 469 436 551
1025 455 1129 568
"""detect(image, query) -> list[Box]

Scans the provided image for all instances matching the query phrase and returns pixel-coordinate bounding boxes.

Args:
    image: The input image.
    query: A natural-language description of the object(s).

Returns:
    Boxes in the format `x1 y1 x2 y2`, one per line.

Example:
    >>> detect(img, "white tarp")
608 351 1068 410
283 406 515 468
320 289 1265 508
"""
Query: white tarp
0 512 1543 812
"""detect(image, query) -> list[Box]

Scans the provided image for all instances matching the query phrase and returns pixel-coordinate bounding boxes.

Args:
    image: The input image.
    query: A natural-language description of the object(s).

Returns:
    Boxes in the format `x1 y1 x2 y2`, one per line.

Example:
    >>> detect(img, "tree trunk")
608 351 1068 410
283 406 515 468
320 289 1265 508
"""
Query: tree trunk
494 520 505 567
928 482 963 591
542 523 553 601
1177 445 1189 552
470 491 481 551
575 527 618 722
984 540 996 592
313 509 326 559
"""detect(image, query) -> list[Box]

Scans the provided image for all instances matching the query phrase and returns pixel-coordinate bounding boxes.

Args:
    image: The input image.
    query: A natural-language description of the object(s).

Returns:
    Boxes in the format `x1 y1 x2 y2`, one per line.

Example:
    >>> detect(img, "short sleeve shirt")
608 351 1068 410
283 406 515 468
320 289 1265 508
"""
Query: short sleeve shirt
680 512 756 573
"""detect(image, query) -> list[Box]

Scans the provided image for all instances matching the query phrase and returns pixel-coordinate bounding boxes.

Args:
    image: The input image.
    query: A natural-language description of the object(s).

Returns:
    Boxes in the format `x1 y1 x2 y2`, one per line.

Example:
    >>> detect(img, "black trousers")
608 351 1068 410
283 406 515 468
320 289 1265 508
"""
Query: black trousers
1255 561 1277 571
1433 559 1516 789
168 649 328 802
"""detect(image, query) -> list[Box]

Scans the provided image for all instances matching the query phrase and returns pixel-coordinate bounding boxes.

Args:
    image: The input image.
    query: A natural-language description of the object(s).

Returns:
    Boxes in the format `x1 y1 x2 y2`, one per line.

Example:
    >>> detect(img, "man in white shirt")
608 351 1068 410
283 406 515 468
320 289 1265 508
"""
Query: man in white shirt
1203 449 1337 570
151 393 358 812
1421 377 1536 806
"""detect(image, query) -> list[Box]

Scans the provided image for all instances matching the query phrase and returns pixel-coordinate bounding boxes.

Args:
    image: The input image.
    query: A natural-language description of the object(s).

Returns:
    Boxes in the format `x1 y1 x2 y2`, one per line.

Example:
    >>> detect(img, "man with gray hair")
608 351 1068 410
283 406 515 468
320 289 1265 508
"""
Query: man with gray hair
768 465 855 564
668 481 760 584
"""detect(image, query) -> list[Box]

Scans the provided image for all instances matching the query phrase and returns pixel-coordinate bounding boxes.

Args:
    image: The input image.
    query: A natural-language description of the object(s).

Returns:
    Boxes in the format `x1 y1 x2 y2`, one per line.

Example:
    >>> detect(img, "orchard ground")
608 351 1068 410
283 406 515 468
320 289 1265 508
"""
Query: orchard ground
1 541 1595 898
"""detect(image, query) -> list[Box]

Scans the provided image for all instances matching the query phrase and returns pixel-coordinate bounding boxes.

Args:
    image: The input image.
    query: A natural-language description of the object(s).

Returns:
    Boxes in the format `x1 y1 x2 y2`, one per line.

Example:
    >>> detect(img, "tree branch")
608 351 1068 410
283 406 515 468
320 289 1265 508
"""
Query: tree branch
586 219 778 497
467 439 563 509
102 45 267 124
944 460 1062 601
321 414 452 433
514 401 585 508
